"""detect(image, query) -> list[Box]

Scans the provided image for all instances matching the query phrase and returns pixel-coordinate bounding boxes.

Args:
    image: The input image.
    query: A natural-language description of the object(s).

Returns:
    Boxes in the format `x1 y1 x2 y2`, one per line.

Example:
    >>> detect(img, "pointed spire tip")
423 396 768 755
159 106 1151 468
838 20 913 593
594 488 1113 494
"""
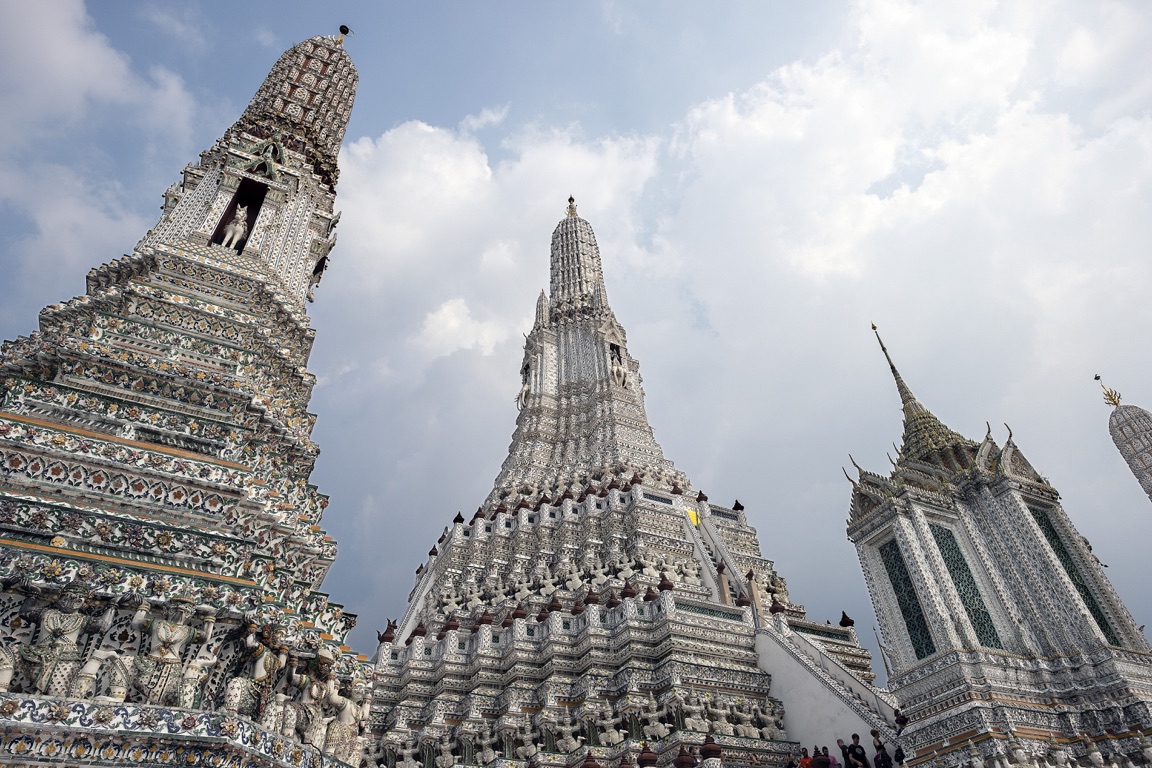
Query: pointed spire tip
1096 374 1122 407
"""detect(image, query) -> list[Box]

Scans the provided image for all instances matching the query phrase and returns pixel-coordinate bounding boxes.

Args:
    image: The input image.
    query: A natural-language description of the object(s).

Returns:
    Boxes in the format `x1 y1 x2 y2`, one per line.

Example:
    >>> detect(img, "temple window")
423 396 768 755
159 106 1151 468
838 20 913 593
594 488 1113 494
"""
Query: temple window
879 538 936 659
210 178 268 255
929 524 1003 649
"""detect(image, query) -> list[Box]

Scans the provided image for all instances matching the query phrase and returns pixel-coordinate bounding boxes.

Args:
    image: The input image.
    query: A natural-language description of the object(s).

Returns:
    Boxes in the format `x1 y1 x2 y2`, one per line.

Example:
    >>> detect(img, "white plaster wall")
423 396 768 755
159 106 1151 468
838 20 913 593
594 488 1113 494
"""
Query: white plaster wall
755 631 881 753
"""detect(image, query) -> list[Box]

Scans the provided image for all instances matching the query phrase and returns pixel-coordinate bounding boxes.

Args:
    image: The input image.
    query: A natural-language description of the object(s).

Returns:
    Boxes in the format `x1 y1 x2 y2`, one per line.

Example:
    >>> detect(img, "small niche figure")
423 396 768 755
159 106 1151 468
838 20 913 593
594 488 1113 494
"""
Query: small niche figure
220 206 249 250
517 360 532 411
610 344 628 387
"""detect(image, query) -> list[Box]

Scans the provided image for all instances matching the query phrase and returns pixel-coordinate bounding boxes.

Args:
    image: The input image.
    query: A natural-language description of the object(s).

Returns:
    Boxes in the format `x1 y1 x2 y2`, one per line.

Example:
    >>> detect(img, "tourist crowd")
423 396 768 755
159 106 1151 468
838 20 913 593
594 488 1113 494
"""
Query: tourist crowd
786 731 907 768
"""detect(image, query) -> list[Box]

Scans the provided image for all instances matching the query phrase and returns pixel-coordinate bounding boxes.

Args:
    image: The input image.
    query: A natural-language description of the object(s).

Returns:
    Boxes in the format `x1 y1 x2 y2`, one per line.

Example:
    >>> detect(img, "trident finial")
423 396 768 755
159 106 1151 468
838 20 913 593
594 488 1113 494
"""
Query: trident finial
566 195 578 218
1095 374 1122 407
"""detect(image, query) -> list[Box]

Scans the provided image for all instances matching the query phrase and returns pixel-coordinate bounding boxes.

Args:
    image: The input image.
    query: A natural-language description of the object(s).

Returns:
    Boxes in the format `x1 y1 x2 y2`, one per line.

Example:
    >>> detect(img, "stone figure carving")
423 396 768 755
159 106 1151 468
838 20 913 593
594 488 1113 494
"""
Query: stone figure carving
515 721 541 759
223 623 288 720
754 703 786 740
1138 736 1152 768
244 129 285 180
539 570 559 597
307 255 329 303
1082 738 1106 768
1043 739 1067 768
279 647 340 748
19 581 113 698
397 739 424 768
966 742 985 768
596 705 625 746
220 206 249 250
554 711 585 753
439 589 462 615
616 557 636 582
0 639 18 692
589 557 611 588
682 694 708 732
706 699 734 735
324 677 369 765
637 551 661 578
767 572 789 605
1007 738 1031 768
732 703 759 738
642 694 670 740
513 575 534 603
101 597 216 706
463 582 484 611
434 732 457 768
564 567 585 593
679 558 703 587
477 722 500 764
517 360 532 411
609 345 629 387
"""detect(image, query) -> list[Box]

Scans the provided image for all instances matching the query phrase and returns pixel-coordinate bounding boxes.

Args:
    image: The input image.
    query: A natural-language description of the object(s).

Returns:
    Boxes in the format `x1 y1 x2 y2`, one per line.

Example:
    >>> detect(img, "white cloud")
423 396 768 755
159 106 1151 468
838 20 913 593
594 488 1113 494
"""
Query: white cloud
140 5 207 52
460 105 510 134
253 28 278 49
412 298 509 360
0 1 198 298
0 1 194 143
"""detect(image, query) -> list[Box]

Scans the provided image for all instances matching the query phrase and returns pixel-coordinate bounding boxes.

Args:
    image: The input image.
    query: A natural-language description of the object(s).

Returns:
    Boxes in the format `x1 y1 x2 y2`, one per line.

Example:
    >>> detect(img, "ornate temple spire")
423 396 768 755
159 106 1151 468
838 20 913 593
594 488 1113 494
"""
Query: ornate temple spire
549 196 612 311
488 198 685 502
229 34 358 188
1098 375 1152 505
534 289 549 329
0 29 369 762
144 34 355 309
872 325 974 467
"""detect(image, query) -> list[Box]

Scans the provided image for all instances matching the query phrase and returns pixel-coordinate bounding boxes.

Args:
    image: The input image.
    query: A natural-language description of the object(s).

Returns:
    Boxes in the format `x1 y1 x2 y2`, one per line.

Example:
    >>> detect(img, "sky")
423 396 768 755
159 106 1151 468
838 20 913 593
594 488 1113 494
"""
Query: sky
1 0 1151 683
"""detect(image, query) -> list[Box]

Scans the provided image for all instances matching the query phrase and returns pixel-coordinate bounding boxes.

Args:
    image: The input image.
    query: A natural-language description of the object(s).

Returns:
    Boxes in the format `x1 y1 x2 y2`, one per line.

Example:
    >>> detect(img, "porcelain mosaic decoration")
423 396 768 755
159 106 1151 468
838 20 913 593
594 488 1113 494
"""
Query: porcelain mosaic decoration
0 31 369 768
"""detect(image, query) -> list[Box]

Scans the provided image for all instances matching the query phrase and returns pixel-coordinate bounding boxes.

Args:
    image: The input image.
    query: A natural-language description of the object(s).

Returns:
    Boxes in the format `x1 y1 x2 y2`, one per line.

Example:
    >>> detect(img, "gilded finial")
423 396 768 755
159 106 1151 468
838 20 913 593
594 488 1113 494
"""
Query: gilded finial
566 195 578 218
1095 374 1122 407
337 25 353 45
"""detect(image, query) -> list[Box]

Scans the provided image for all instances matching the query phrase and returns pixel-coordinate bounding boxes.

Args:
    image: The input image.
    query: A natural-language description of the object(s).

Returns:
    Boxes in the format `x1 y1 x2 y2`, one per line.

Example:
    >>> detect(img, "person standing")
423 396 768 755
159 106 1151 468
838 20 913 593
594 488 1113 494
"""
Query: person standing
838 735 871 768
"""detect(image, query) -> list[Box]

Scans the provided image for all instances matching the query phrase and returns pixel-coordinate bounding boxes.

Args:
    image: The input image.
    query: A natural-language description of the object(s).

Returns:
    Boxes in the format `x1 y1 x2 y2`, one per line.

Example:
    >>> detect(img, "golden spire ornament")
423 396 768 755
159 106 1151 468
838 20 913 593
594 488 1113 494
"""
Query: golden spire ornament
1095 374 1122 407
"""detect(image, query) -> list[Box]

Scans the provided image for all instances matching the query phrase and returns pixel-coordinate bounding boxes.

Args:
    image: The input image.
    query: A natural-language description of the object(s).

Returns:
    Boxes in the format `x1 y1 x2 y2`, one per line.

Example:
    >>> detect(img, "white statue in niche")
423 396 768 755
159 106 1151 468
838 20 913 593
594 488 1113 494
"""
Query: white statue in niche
220 206 249 250
516 359 532 411
609 344 629 387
